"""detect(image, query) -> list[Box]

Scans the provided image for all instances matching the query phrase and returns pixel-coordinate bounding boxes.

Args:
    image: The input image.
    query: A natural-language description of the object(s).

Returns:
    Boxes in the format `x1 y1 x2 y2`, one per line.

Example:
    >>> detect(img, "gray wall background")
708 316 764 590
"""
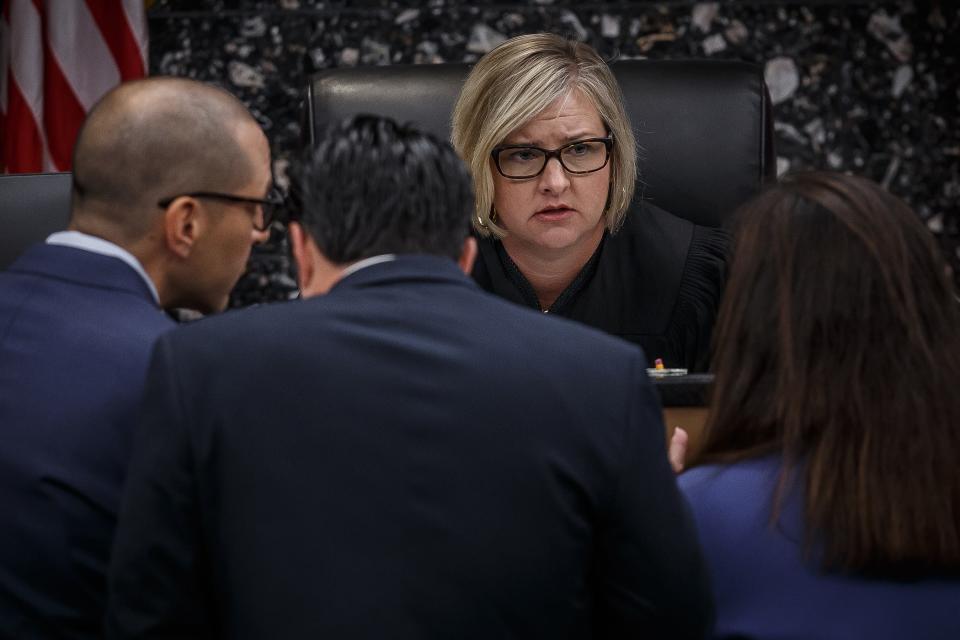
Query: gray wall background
146 0 959 303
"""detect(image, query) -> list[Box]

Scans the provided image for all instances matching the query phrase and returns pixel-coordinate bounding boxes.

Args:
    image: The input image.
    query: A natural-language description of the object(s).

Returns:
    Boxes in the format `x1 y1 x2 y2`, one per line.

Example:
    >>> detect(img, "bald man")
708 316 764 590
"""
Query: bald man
0 77 272 638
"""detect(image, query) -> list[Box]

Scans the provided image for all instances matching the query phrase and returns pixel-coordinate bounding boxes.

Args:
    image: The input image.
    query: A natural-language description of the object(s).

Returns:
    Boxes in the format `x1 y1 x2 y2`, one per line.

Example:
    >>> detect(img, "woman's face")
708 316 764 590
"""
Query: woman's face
491 89 611 257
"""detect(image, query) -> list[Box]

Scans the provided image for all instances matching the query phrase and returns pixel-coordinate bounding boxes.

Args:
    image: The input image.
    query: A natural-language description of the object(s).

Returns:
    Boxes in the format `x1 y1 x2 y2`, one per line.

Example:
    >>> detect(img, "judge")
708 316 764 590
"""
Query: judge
452 33 727 370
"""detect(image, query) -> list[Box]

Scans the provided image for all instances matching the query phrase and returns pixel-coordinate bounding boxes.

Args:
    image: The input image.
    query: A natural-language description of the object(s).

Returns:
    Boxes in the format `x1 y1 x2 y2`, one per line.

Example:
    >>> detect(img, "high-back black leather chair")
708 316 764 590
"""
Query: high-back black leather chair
0 172 72 270
307 60 775 228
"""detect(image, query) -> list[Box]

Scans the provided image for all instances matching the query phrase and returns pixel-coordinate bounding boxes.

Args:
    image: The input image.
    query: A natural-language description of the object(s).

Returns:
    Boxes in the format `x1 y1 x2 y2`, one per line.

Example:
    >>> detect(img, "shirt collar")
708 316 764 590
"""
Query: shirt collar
340 254 397 279
46 230 161 305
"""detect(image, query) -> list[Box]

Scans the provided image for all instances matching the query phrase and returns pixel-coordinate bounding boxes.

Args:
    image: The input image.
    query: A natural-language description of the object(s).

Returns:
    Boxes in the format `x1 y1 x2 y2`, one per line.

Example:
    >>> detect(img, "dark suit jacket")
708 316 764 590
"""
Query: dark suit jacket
0 244 174 639
106 255 712 639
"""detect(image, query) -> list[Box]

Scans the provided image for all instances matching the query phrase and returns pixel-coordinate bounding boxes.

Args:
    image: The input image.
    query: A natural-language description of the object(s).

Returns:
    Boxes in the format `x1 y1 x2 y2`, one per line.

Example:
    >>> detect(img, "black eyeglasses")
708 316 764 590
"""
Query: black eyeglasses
157 188 285 232
491 136 614 179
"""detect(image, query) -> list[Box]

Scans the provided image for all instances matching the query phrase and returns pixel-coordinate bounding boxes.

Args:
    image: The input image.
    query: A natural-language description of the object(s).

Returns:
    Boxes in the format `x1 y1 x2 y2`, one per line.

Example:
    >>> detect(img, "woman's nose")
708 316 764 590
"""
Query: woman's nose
538 156 570 194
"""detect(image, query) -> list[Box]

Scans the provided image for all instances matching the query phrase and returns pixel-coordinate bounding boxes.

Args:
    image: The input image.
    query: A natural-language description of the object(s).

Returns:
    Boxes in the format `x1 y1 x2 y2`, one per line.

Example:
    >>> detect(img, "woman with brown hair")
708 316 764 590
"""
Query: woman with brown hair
679 171 960 638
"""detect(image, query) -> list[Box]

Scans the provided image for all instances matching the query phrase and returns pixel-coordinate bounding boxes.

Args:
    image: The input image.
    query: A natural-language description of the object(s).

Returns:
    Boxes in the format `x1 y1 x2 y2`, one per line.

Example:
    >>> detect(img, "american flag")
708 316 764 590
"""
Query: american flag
0 0 148 173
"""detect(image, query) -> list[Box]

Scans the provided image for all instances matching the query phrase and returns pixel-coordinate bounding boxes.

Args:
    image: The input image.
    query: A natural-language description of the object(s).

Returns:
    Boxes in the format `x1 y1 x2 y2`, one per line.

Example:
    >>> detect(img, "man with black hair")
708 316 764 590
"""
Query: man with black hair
106 116 712 639
0 77 272 638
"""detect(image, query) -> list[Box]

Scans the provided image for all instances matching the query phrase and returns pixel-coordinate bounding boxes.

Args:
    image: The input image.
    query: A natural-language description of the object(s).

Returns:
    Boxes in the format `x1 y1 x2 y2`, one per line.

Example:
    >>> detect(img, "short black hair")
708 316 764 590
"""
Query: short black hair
297 115 474 263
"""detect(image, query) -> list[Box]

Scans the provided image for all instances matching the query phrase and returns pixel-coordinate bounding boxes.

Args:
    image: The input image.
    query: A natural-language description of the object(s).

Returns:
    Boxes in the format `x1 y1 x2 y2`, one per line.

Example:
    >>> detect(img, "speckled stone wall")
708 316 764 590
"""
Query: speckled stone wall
146 0 959 305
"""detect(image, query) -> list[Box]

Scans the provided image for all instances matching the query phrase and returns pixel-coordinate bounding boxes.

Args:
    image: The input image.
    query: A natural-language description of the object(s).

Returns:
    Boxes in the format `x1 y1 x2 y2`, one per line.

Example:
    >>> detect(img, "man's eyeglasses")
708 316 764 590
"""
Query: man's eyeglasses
491 136 614 179
156 188 285 232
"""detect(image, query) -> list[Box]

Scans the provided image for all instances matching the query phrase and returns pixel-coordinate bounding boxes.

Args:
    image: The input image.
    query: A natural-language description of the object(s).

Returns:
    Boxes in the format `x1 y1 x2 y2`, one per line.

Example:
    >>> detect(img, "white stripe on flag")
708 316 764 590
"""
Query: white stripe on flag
9 0 43 111
121 0 149 71
46 0 121 110
8 0 53 169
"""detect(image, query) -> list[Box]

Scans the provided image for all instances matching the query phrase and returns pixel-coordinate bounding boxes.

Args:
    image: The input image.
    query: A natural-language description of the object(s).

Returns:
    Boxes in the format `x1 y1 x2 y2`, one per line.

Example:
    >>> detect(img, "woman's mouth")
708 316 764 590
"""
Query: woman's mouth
534 206 575 220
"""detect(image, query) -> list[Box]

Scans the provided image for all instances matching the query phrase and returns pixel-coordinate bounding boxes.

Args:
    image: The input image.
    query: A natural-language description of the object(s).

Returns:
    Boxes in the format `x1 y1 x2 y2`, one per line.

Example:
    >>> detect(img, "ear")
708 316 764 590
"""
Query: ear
288 221 315 291
290 222 344 297
457 236 478 275
162 197 202 259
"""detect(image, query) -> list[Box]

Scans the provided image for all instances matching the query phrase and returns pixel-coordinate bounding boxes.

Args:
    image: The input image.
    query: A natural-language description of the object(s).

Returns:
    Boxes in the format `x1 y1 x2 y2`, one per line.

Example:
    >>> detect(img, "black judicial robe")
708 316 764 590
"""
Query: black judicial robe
472 201 728 372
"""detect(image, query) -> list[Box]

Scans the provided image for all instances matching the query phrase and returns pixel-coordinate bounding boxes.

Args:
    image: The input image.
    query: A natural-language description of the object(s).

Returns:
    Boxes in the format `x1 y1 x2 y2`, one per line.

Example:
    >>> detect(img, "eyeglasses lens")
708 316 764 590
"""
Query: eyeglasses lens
496 140 608 178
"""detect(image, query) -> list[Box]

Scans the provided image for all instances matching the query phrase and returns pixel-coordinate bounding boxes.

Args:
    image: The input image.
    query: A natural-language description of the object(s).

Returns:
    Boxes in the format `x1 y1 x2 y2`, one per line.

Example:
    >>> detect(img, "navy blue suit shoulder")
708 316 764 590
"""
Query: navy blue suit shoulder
0 243 174 639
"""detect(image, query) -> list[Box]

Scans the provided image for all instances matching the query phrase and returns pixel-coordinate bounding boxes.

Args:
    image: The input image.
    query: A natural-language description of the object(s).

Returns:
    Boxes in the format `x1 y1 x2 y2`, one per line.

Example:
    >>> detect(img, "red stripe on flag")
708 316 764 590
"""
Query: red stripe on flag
0 109 5 172
3 72 44 172
1 8 6 133
83 0 145 81
41 42 86 171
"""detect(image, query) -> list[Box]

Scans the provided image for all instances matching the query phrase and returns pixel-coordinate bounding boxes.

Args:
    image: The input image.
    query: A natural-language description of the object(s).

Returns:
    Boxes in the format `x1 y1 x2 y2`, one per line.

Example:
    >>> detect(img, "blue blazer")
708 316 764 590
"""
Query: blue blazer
106 254 712 639
0 244 174 638
680 456 960 639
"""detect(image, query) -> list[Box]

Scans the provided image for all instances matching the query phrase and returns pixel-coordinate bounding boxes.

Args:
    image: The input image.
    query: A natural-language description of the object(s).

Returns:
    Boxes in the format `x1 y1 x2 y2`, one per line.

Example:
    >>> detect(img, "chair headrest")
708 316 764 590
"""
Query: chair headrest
0 172 72 270
307 59 775 227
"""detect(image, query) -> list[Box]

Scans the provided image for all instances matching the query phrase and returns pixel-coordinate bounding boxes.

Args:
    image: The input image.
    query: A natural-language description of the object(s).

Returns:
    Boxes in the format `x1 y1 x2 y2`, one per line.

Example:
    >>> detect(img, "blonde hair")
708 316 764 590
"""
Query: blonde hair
451 33 637 238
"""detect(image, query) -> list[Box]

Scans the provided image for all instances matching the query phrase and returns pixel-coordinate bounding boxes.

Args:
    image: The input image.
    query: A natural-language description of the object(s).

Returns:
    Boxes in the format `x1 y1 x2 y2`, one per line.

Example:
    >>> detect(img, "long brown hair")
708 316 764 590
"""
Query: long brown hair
700 171 960 577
